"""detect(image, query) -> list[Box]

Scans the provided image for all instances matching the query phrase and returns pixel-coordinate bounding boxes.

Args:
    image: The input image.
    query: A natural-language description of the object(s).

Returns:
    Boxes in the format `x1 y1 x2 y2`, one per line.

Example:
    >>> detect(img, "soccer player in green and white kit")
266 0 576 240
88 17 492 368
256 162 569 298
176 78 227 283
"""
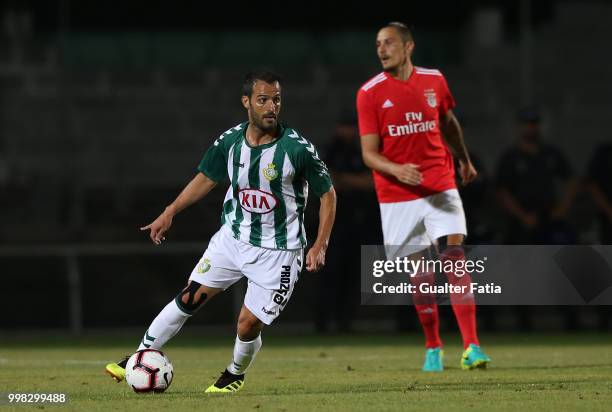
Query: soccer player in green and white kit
105 71 336 393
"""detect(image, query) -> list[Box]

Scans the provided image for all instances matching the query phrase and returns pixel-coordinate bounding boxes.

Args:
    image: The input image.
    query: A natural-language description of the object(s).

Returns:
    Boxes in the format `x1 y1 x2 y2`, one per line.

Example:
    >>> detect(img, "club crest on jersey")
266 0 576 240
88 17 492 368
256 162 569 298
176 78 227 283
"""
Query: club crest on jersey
262 163 279 181
424 89 437 108
197 258 211 274
239 188 278 214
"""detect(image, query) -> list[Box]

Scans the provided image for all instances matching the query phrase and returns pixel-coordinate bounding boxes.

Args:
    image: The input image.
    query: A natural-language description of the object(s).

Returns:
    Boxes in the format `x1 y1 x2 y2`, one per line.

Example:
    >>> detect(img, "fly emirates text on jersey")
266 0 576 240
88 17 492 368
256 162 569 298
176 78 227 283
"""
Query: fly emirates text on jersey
388 112 436 137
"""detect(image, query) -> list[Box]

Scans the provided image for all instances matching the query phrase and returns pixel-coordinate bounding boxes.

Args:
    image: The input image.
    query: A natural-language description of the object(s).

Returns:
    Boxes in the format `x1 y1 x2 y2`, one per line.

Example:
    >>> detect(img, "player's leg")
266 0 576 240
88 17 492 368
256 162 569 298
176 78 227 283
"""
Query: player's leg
106 229 242 382
205 305 264 393
231 305 264 372
380 200 443 371
105 281 222 382
440 234 478 348
407 247 441 345
206 247 302 393
440 235 491 369
425 189 490 369
137 281 223 351
408 248 444 371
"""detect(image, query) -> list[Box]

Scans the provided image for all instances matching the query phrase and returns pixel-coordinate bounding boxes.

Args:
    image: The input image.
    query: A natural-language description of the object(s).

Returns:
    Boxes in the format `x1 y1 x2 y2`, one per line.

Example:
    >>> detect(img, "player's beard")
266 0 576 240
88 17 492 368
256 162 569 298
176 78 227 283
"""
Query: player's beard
252 112 278 134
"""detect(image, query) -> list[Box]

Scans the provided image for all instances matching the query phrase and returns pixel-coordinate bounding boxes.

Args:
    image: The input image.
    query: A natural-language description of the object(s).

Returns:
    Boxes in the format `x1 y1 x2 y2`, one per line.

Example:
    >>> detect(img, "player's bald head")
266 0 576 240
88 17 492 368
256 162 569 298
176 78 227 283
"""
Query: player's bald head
382 22 414 44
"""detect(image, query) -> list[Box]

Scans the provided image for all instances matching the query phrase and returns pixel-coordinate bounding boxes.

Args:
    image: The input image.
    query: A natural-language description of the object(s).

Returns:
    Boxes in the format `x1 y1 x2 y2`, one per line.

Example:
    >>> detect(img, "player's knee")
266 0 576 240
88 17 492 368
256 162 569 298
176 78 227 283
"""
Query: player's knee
237 313 263 340
175 281 207 315
443 234 465 248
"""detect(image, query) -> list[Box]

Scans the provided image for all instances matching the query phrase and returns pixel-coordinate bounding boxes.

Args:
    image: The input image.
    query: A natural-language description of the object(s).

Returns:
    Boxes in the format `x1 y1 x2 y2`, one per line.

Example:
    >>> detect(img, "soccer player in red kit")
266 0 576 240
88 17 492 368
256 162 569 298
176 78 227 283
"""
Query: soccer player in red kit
357 22 491 371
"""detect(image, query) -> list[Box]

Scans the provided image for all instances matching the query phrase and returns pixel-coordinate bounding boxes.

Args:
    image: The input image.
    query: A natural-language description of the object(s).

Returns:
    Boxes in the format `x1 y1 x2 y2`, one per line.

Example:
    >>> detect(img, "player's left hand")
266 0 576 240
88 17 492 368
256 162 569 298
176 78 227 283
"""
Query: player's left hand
458 160 478 185
306 244 326 272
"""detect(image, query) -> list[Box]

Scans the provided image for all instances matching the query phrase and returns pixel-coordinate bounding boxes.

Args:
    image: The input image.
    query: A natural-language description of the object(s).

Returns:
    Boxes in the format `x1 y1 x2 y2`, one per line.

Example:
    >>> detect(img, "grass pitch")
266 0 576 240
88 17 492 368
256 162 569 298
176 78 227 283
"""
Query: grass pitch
1 333 611 411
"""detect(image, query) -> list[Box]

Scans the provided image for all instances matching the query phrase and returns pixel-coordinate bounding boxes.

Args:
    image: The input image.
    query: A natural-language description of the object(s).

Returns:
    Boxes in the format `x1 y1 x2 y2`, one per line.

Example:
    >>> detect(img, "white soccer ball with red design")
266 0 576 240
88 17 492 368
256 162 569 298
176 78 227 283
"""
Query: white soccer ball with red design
125 349 174 393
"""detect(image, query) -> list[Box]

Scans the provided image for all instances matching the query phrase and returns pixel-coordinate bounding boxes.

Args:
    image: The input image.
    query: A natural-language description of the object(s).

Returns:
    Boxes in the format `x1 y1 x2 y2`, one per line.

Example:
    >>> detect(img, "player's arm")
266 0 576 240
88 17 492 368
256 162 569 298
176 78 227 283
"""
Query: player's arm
141 173 217 245
360 133 422 185
306 187 337 272
439 110 477 185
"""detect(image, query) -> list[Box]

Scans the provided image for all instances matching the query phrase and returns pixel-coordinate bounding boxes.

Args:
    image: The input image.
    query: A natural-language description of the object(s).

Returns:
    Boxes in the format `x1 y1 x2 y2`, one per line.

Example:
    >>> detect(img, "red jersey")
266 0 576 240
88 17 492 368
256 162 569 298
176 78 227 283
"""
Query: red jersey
357 67 457 203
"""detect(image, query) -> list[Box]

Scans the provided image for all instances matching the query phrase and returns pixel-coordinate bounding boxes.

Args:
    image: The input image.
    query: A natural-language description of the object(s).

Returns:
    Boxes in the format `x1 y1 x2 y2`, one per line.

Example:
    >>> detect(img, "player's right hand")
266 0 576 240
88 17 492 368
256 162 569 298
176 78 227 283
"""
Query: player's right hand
140 210 173 245
393 163 423 185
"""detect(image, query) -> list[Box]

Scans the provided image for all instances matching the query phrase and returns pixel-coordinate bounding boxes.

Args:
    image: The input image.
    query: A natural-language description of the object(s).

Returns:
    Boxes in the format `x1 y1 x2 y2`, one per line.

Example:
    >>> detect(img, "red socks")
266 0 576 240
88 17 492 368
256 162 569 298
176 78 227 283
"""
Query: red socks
442 246 479 349
410 271 442 348
415 303 442 348
410 247 480 350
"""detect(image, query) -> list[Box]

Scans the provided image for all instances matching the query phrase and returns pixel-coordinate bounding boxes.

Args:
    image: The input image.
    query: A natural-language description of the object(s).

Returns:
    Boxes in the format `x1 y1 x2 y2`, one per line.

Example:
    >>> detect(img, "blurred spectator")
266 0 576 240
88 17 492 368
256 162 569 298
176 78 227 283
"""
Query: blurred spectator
496 108 580 331
496 107 577 245
455 149 498 244
586 143 612 244
314 113 380 333
585 143 612 331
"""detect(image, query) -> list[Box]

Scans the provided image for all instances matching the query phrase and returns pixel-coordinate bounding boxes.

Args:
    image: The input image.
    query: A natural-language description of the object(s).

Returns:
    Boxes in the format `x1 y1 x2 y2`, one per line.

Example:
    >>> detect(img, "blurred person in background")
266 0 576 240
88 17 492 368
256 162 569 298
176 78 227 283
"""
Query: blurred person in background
496 107 577 245
586 143 612 330
315 112 379 333
457 153 493 243
496 107 579 331
586 143 612 245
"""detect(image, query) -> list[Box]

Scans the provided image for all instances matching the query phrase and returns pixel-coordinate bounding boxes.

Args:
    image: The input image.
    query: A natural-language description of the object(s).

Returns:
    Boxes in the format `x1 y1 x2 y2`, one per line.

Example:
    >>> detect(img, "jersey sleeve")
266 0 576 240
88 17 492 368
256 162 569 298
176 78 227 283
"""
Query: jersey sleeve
356 89 379 136
299 144 333 197
438 74 456 116
197 139 228 183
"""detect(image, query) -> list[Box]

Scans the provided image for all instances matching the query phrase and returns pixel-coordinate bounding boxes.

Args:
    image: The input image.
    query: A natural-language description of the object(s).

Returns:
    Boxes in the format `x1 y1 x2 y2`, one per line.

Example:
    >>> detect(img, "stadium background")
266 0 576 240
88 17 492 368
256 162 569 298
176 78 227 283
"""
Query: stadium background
0 0 610 337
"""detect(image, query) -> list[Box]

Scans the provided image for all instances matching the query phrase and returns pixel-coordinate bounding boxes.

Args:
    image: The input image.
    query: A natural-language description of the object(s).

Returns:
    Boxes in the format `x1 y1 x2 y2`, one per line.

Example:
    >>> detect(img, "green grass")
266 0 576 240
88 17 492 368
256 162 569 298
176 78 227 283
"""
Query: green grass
1 333 612 411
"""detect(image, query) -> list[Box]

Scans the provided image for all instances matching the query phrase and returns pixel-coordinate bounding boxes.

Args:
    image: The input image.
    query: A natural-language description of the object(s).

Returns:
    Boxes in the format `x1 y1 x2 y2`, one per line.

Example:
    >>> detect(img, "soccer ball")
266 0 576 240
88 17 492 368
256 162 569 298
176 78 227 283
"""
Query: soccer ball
125 349 174 393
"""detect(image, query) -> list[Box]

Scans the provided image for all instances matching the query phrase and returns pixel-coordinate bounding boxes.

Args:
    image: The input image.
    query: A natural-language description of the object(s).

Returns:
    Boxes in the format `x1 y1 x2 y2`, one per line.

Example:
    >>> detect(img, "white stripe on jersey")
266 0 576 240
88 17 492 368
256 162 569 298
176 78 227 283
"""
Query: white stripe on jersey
257 146 278 249
415 67 442 76
362 73 387 91
223 142 237 223
214 123 243 147
236 142 252 243
282 152 300 248
363 72 385 86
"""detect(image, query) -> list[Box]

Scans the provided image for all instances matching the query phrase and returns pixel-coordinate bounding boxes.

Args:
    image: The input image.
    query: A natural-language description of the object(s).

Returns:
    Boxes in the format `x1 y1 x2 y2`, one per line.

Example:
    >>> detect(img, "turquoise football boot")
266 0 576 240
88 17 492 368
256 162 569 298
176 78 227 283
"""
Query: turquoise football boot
422 347 444 372
461 344 491 370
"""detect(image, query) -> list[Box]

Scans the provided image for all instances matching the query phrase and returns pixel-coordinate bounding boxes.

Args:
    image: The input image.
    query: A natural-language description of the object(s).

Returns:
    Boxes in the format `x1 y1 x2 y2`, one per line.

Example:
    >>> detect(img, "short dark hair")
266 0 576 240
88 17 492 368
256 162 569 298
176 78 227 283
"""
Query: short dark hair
242 70 282 97
384 21 414 43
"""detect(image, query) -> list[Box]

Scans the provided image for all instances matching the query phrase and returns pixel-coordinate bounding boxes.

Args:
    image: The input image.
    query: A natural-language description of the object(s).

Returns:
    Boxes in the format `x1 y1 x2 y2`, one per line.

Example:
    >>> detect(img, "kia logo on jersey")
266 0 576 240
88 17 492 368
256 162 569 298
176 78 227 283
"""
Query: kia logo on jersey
238 188 278 214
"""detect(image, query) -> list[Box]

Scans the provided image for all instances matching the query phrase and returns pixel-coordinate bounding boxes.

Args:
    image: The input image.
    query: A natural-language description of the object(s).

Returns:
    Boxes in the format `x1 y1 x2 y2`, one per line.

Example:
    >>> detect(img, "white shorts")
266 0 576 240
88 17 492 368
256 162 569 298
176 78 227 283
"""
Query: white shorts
189 226 303 325
380 189 467 257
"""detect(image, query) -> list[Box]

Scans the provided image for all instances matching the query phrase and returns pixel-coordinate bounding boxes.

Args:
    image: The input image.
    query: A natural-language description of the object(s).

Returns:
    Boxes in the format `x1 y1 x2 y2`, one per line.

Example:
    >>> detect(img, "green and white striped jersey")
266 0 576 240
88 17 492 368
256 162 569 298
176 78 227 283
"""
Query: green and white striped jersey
198 122 332 250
